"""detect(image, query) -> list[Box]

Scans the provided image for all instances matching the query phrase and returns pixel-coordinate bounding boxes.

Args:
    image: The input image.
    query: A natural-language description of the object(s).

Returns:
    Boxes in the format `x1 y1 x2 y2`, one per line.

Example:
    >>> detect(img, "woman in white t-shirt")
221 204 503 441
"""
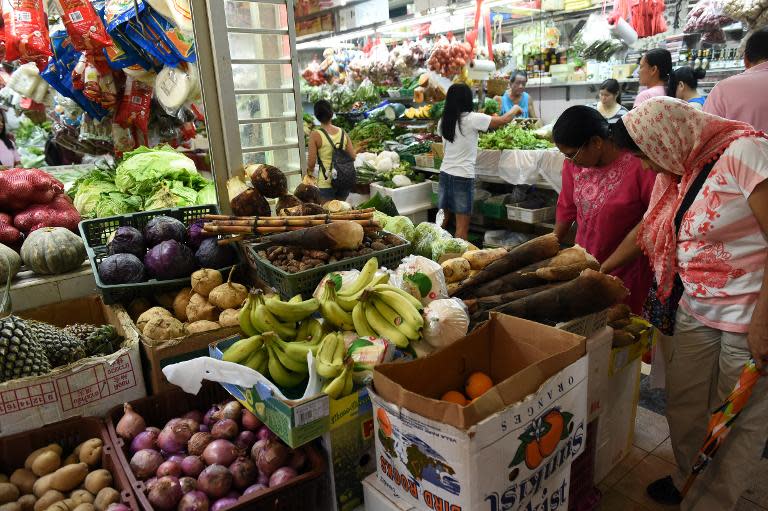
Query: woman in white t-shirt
438 84 515 240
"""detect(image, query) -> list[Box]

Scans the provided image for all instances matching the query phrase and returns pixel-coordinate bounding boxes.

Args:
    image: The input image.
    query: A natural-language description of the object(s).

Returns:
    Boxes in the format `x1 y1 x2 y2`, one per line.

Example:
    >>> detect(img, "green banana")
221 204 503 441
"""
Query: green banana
338 257 379 298
322 366 348 399
318 281 355 330
352 302 376 337
306 319 323 343
342 364 354 396
265 343 307 388
265 296 319 323
242 346 268 372
238 293 258 337
270 331 321 361
365 303 409 348
315 333 344 378
371 284 424 310
222 335 263 363
337 272 390 312
252 303 297 340
374 288 424 328
289 294 303 303
371 297 421 341
269 340 309 374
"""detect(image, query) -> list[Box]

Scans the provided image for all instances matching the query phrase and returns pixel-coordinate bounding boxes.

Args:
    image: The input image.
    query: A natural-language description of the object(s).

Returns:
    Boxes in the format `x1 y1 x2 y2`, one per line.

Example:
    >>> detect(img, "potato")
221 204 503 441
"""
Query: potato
136 307 172 333
0 483 19 504
191 269 223 297
172 287 193 321
185 320 220 334
33 475 53 498
186 293 218 323
77 439 102 468
25 446 63 471
17 495 36 511
142 315 184 341
68 490 93 506
218 309 240 327
83 471 110 496
73 505 95 511
44 500 75 511
93 488 119 511
0 503 21 511
61 454 78 466
32 450 61 477
33 490 63 511
50 464 88 492
10 469 36 495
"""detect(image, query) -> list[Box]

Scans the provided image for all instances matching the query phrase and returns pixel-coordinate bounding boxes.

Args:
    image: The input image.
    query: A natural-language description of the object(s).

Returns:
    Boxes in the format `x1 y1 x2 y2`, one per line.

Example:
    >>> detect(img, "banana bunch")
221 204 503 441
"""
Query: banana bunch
335 257 390 312
404 105 432 119
239 290 319 341
315 332 346 379
353 284 424 348
322 359 355 400
261 331 321 388
221 335 268 374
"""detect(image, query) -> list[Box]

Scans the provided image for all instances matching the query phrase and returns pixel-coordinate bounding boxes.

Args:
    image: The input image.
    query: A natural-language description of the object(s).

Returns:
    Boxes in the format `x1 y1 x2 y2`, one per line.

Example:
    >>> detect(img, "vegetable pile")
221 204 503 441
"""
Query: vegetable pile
348 120 393 154
15 119 52 169
0 435 129 511
114 399 312 511
478 124 553 150
69 147 214 219
427 38 473 78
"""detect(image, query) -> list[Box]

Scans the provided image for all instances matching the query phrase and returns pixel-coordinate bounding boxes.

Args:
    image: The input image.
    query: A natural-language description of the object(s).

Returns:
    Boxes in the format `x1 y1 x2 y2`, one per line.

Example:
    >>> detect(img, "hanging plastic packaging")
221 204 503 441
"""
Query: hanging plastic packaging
105 0 144 32
115 76 152 136
56 0 113 52
2 0 52 65
141 6 196 63
155 64 193 115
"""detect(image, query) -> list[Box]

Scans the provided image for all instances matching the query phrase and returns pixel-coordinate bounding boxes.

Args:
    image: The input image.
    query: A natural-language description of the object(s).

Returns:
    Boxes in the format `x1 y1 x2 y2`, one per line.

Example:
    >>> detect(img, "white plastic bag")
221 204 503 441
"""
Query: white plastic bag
422 298 470 349
391 255 448 306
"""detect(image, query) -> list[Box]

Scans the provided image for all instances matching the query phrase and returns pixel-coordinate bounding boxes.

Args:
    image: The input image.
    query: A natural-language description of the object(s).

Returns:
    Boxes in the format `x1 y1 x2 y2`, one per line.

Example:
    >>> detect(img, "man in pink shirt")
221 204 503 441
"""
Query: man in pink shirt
704 28 768 131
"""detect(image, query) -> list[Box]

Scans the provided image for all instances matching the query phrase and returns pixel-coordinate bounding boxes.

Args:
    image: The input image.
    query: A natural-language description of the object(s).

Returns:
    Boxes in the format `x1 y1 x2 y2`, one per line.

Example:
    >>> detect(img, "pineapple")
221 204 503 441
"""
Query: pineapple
65 324 121 356
0 316 52 382
26 321 86 368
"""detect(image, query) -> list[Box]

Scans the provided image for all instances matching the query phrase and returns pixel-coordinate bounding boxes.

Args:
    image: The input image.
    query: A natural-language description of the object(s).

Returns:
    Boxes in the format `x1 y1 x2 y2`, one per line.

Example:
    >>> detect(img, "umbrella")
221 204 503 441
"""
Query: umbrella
681 358 761 496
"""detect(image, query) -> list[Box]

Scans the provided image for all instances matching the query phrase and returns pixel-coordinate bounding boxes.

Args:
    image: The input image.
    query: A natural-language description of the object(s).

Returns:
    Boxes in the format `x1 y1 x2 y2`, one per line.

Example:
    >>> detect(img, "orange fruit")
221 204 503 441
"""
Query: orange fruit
524 440 543 470
539 411 564 456
441 390 469 406
465 372 493 400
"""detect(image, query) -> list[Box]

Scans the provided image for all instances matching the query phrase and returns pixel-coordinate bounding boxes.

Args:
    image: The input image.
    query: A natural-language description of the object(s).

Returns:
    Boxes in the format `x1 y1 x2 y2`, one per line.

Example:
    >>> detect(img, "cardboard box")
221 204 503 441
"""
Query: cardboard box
1 296 146 437
371 313 588 510
114 310 240 395
363 473 418 511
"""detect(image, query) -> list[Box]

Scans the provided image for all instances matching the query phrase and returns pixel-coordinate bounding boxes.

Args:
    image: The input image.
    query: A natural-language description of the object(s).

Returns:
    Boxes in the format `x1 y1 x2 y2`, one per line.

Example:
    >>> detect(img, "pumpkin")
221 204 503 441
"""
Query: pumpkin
20 227 87 275
0 243 21 282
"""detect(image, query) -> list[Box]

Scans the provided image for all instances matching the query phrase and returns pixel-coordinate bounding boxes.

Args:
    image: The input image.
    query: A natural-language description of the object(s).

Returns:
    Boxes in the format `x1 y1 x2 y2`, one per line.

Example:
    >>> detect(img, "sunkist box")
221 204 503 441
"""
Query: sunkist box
371 313 588 511
1 296 146 437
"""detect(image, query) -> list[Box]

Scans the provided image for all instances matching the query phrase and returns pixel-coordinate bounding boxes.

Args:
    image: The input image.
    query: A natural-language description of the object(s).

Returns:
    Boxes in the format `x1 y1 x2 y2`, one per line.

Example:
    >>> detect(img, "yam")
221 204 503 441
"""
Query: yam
186 293 218 323
461 247 507 270
535 259 600 282
92 488 119 511
441 258 471 284
191 269 223 297
0 483 19 504
126 298 151 322
607 304 631 323
50 463 88 492
218 309 240 327
142 315 184 341
136 307 172 333
172 287 193 322
32 450 61 476
464 258 554 299
465 284 560 315
83 470 110 496
185 320 220 334
34 490 63 511
487 269 629 324
452 234 560 298
17 495 36 511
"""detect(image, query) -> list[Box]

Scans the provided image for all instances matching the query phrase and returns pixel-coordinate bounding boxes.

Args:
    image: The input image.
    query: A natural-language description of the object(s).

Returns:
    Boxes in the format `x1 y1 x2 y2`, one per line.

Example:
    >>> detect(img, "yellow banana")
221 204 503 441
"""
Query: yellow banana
265 343 307 388
272 332 321 361
252 304 297 340
371 284 424 310
337 272 390 312
322 366 348 400
265 296 319 323
365 303 409 348
352 302 376 337
374 288 424 328
289 294 303 303
315 333 344 378
242 346 268 373
238 294 258 337
371 297 420 341
295 317 318 342
222 335 263 363
338 257 379 298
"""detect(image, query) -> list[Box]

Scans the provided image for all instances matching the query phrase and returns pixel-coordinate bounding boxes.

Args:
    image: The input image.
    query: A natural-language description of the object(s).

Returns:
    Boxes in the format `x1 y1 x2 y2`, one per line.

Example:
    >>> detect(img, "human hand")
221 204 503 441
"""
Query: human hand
748 319 768 374
509 105 523 117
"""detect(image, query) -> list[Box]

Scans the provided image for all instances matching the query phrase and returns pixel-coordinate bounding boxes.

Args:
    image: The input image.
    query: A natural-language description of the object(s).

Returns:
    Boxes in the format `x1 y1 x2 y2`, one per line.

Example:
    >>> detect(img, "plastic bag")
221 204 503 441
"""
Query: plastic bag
57 0 113 52
392 255 448 306
343 333 396 384
2 0 52 65
412 221 451 259
105 0 143 32
422 298 470 349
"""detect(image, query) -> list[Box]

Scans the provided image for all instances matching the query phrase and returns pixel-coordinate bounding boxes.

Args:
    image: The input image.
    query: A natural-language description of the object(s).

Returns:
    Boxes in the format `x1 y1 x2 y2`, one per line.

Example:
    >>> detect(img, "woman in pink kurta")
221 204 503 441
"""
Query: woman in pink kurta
552 105 655 313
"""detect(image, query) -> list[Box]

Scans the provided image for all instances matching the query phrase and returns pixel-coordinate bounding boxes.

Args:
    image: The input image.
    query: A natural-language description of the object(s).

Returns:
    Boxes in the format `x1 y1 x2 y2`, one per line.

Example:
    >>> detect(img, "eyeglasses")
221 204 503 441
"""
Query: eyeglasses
564 143 585 162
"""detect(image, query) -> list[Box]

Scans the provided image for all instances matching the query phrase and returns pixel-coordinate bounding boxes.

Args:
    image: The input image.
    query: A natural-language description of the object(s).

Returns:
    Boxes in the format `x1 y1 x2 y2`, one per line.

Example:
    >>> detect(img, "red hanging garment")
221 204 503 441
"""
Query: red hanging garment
631 0 668 37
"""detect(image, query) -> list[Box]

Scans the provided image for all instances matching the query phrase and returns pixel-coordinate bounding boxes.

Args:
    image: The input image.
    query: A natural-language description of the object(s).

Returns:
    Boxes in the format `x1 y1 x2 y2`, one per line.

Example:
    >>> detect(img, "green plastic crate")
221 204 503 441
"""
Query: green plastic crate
480 201 508 219
79 205 238 304
244 234 410 299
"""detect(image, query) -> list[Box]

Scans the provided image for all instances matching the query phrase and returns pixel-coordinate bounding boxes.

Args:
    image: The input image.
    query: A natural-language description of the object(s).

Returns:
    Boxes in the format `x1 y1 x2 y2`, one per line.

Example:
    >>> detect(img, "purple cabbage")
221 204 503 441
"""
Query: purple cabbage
187 220 209 250
98 253 146 284
107 226 146 258
195 238 236 269
143 216 187 247
144 240 197 280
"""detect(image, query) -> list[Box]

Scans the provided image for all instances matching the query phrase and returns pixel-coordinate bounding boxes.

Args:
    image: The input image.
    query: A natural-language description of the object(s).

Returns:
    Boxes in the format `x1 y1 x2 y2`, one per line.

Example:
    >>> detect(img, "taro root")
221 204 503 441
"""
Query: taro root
275 194 303 216
249 164 287 199
294 183 321 204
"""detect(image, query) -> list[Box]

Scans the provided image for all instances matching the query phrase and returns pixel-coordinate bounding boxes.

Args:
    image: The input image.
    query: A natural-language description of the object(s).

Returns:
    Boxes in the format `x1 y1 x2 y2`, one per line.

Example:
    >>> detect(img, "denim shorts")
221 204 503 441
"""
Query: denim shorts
438 173 474 215
319 186 350 202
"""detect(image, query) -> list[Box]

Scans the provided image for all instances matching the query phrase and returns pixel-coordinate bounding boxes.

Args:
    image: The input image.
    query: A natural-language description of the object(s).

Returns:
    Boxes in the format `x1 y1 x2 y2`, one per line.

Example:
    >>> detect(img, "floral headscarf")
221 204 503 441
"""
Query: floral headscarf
623 97 766 301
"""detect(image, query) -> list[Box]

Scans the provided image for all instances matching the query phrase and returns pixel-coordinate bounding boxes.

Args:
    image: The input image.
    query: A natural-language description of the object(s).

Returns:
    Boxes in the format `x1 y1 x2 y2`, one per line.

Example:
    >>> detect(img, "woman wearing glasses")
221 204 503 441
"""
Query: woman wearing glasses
552 105 655 313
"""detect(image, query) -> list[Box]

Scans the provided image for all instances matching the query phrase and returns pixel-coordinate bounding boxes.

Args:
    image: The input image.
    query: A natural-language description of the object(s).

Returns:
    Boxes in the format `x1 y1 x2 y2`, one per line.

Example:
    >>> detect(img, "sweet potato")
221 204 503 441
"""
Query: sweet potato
461 247 507 270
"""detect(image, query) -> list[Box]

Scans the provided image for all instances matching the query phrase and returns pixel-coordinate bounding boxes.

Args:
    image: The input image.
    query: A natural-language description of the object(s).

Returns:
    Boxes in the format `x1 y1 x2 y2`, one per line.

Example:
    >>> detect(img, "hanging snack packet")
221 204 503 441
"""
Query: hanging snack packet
94 0 152 70
56 0 112 53
105 0 143 33
141 6 195 63
115 76 152 136
123 10 179 66
2 0 52 64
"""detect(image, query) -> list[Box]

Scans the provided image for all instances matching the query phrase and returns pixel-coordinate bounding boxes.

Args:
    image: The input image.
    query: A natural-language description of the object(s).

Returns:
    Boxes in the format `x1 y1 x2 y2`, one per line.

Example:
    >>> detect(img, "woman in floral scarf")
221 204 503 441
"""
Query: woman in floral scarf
602 97 768 511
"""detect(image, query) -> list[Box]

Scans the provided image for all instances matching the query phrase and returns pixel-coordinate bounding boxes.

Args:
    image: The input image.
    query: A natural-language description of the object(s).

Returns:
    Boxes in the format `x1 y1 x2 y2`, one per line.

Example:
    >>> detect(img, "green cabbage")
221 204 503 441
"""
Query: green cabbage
115 146 205 196
70 168 120 218
373 210 391 227
94 192 143 218
384 216 415 242
144 181 200 211
431 237 470 261
196 182 217 205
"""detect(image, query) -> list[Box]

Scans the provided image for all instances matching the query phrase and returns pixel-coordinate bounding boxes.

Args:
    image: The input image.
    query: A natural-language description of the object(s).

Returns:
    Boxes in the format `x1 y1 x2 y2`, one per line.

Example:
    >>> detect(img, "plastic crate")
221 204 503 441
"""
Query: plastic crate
558 309 609 338
369 181 432 213
506 203 557 224
244 233 409 299
414 154 435 168
0 417 139 510
106 385 328 511
79 205 238 304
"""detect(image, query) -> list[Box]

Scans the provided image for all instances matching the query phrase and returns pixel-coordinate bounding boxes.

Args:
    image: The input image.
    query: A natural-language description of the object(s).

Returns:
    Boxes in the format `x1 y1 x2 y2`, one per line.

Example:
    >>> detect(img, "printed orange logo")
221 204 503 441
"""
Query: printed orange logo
377 407 393 437
509 408 574 471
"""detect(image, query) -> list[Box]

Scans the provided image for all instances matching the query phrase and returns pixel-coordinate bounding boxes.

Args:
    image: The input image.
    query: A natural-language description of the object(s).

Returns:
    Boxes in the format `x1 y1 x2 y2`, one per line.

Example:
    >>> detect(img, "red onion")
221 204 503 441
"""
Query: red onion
256 426 276 442
158 419 197 453
188 432 213 456
130 449 163 480
268 466 298 487
180 476 198 494
288 447 307 471
130 430 158 454
202 439 239 466
146 426 161 434
106 505 131 511
211 419 238 440
257 472 269 486
250 439 267 465
212 401 242 422
254 438 289 476
234 431 257 451
225 491 240 499
178 490 209 511
197 464 232 499
148 475 182 510
156 460 182 478
229 457 257 489
243 483 267 496
183 410 204 424
182 456 205 478
241 409 262 431
145 476 158 488
203 406 219 427
166 454 185 465
199 425 210 433
211 498 238 511
116 403 146 441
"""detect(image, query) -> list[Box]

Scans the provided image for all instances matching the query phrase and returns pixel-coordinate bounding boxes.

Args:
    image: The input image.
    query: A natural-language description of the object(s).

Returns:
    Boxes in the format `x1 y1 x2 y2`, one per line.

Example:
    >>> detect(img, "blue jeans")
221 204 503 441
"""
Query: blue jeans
438 173 474 215
319 187 350 202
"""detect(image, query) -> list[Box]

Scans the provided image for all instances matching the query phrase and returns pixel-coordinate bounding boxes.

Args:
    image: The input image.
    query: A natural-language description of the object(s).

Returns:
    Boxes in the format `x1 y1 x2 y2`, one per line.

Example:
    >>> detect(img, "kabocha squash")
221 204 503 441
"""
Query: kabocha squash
20 228 86 275
0 243 21 282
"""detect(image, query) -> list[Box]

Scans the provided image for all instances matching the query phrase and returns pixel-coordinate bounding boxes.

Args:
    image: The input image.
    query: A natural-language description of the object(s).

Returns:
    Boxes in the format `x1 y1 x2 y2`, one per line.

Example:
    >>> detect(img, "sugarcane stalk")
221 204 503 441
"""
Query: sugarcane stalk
202 208 375 222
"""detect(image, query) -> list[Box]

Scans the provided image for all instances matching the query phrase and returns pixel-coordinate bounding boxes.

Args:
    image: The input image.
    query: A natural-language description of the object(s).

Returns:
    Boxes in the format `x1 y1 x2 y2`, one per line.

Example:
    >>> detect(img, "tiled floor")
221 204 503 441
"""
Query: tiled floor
596 404 768 511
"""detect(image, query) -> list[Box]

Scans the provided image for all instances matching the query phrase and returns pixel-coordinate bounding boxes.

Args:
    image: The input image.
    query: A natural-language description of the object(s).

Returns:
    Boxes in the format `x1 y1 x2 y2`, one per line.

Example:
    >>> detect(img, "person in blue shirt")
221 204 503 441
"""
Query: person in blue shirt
668 66 707 109
496 70 538 119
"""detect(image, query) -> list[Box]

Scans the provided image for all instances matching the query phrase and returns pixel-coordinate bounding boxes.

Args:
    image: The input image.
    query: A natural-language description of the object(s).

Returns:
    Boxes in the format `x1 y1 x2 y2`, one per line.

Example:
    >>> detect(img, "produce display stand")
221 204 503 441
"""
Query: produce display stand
9 262 97 311
369 182 433 213
106 384 329 511
0 416 140 509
